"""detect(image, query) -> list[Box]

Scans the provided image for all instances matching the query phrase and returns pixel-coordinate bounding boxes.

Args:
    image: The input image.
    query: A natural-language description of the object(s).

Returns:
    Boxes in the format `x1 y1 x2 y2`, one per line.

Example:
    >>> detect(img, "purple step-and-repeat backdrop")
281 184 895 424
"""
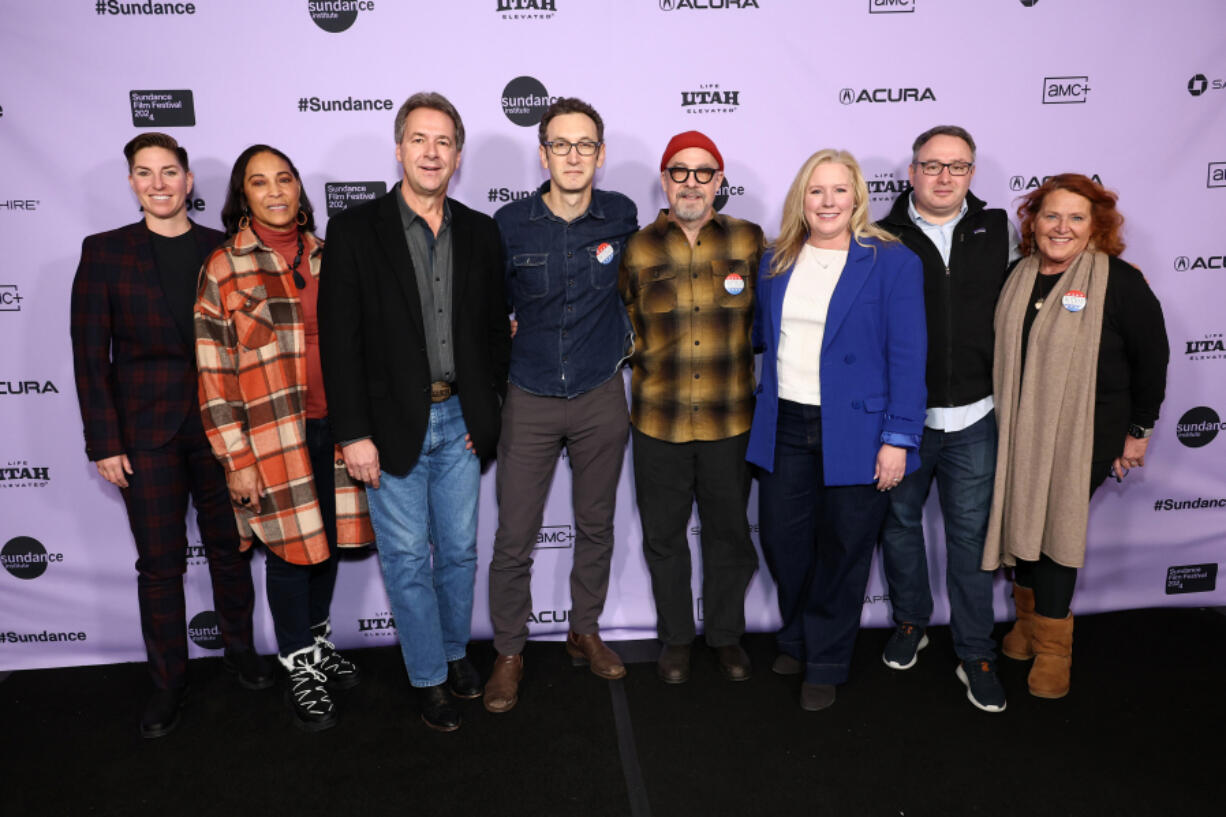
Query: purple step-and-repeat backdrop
2 0 1224 671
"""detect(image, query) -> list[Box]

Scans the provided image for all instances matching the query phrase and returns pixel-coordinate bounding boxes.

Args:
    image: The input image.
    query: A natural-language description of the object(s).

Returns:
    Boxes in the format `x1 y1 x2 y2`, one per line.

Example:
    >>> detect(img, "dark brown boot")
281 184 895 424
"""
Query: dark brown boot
484 654 524 713
1002 583 1036 660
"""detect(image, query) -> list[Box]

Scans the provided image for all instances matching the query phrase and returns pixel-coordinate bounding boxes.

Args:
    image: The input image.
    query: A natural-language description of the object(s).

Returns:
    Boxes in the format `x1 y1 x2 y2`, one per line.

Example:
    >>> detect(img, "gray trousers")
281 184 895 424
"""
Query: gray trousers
489 375 629 655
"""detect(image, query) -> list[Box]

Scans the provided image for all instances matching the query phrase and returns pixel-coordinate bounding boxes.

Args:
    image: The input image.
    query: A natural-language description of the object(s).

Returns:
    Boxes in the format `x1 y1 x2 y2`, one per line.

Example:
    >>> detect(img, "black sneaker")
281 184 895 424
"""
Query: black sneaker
882 623 929 670
279 647 337 732
956 660 1007 713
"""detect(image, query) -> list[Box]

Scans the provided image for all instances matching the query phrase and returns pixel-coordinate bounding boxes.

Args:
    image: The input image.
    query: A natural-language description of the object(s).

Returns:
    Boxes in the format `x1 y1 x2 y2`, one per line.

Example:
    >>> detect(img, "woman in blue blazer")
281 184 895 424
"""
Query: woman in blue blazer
746 149 926 711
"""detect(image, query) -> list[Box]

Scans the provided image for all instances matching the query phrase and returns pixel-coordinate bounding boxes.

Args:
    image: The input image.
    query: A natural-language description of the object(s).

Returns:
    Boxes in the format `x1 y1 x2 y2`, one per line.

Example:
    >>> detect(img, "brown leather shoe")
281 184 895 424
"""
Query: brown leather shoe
657 644 691 684
716 643 752 681
565 631 626 680
484 654 523 713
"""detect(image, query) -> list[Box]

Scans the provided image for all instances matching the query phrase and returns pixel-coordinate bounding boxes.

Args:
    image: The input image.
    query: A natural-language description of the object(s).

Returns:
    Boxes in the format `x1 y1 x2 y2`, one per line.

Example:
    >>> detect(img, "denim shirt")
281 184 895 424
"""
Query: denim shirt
494 183 638 398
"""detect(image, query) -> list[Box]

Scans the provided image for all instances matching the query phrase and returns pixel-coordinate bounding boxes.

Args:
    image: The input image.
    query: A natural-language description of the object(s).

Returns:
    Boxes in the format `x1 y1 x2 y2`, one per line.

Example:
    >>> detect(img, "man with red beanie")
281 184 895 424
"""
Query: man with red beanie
618 130 764 684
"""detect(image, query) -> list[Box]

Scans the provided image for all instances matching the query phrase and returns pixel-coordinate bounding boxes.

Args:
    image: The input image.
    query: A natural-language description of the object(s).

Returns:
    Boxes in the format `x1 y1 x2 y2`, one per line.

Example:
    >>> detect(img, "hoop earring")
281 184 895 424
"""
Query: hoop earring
237 215 250 231
296 209 308 227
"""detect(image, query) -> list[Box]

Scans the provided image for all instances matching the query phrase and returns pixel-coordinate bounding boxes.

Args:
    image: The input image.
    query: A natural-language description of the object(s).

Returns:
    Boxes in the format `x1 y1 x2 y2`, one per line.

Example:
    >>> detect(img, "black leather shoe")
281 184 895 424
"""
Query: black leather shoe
140 687 186 739
418 684 461 732
223 647 275 690
447 656 483 699
800 682 836 712
657 644 691 684
716 644 752 681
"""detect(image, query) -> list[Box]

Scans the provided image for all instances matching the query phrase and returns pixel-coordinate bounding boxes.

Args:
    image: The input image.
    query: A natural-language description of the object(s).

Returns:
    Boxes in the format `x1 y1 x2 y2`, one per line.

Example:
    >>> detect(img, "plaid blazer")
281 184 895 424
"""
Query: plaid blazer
195 227 374 564
71 220 223 460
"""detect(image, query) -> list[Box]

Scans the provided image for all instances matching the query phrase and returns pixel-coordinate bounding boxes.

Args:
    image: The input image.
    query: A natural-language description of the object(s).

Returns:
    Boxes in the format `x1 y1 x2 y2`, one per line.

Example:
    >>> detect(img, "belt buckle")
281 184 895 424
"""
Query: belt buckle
430 381 452 403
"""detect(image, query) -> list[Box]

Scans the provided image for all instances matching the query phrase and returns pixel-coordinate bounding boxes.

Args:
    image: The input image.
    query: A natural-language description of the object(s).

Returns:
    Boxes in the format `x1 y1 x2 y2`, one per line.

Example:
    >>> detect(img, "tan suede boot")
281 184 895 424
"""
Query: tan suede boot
1028 612 1073 699
1002 583 1036 660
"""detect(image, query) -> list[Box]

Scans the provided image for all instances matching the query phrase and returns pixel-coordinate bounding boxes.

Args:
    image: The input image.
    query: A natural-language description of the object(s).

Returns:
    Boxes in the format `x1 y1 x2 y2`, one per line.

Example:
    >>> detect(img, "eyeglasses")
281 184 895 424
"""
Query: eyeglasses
914 160 974 176
665 166 718 184
542 140 602 157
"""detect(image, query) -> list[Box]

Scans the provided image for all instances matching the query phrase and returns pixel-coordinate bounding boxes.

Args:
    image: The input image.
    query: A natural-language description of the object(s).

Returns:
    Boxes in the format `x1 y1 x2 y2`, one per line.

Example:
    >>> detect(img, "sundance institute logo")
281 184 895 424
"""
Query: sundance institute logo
308 0 374 32
501 76 557 127
1176 406 1222 448
1 536 63 580
187 610 224 649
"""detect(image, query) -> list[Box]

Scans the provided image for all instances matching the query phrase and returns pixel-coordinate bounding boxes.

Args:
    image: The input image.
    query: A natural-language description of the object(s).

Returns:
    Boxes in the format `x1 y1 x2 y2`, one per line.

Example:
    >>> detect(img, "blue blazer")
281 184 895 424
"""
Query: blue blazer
746 238 927 486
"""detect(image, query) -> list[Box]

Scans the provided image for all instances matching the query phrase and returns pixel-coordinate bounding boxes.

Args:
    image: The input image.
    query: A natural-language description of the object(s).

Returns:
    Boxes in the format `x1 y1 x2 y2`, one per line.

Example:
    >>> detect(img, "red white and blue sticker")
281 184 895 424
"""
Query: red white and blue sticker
724 272 745 295
1062 290 1087 312
595 242 615 265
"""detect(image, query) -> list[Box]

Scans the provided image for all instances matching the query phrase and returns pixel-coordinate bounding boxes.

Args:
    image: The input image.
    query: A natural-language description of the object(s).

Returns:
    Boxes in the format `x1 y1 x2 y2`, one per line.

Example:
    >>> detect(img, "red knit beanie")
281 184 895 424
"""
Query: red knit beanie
659 130 724 171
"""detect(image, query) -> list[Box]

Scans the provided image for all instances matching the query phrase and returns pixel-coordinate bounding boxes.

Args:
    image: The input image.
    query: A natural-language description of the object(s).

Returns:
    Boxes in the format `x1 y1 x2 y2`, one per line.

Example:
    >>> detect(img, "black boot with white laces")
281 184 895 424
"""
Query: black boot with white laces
310 619 361 690
279 645 337 732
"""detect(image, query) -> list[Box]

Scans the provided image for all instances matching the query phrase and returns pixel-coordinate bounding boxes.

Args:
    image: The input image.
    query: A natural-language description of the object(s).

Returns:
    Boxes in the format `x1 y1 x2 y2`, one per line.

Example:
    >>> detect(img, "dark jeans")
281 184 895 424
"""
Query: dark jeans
489 377 629 655
122 410 255 689
880 411 998 662
264 418 338 656
632 428 757 647
757 401 887 686
1013 457 1113 619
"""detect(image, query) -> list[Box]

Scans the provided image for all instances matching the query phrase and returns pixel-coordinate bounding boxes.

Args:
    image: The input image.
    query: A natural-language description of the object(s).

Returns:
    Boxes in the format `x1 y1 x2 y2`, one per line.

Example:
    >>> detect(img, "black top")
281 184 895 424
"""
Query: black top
150 228 205 348
1011 255 1169 463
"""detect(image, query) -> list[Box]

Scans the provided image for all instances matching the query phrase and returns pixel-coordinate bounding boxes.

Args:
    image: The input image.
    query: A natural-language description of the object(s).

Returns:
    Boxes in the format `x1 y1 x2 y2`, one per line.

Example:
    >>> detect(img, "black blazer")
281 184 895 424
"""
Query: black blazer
319 190 511 476
70 219 223 460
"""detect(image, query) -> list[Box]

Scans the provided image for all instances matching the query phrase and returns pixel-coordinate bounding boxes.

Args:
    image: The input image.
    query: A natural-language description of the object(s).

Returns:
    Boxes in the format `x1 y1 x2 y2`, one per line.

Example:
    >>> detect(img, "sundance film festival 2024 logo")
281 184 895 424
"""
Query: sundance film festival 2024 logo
1 536 63 580
308 0 374 32
502 76 557 126
497 0 556 19
1166 563 1217 594
130 90 195 127
325 182 387 216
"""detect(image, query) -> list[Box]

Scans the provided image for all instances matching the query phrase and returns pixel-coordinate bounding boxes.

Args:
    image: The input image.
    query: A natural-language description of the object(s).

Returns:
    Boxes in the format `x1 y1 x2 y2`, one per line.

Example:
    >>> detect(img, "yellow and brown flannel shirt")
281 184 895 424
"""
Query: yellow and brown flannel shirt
618 210 765 443
195 227 374 565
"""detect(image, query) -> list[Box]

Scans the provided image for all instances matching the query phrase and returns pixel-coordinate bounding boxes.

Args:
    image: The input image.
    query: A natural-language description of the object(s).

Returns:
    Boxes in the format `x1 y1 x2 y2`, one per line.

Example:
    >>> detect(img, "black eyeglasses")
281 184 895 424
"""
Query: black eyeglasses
914 160 974 176
543 140 602 157
665 166 718 184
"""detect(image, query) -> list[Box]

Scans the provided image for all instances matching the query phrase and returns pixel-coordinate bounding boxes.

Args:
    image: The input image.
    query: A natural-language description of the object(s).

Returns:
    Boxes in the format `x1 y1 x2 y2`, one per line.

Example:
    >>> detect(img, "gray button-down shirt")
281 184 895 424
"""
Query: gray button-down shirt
396 183 455 383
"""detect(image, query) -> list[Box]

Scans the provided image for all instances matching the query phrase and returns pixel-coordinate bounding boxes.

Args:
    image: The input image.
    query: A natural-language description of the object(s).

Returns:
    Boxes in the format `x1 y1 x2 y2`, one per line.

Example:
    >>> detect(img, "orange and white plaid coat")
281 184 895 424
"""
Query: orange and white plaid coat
195 227 374 565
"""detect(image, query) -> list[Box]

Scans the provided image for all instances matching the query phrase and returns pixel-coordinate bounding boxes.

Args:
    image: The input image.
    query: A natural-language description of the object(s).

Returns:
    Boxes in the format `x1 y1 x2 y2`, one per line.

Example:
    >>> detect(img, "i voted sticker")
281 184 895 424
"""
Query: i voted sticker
1062 290 1087 312
724 272 745 295
595 242 615 265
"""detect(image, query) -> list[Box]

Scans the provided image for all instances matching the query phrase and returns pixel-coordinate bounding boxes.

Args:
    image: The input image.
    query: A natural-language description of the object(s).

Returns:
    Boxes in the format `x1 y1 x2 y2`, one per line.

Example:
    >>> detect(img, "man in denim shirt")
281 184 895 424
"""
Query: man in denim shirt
484 98 638 713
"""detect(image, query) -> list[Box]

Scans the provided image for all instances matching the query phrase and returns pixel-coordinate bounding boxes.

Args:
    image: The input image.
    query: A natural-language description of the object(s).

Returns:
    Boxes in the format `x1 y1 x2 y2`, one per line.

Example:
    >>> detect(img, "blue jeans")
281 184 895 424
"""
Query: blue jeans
365 396 479 688
757 401 888 685
880 410 998 662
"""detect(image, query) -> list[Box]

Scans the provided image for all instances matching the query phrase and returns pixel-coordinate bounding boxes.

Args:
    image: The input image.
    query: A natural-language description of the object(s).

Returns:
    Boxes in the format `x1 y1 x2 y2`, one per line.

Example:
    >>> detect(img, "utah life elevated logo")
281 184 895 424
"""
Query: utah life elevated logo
681 83 740 115
867 171 911 205
1185 332 1226 361
1 459 50 488
497 0 556 18
308 0 374 32
357 610 397 639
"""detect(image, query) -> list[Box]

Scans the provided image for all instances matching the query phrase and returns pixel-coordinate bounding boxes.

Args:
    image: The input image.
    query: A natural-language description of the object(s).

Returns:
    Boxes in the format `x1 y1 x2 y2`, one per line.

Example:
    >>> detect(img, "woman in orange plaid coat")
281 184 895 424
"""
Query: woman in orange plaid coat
195 144 374 732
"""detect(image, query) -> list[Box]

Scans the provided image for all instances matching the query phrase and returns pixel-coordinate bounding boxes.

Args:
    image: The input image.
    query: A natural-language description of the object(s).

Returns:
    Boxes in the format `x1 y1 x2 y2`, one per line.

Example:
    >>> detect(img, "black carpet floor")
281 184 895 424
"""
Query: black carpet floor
3 607 1222 817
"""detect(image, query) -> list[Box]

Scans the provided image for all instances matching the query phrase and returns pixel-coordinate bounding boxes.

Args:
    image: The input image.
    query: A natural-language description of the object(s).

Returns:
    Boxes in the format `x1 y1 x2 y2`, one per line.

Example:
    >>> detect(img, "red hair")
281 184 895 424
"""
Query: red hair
1016 173 1125 257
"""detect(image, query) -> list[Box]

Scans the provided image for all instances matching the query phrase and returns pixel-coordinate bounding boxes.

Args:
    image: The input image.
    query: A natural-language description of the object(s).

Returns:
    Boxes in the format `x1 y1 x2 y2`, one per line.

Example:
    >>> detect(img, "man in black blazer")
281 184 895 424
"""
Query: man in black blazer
70 133 270 739
320 92 510 732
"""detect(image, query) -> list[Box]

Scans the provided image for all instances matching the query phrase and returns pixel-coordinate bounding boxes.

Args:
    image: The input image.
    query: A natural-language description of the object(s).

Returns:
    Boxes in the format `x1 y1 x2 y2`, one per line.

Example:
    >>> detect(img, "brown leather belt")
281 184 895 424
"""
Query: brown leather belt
430 381 454 403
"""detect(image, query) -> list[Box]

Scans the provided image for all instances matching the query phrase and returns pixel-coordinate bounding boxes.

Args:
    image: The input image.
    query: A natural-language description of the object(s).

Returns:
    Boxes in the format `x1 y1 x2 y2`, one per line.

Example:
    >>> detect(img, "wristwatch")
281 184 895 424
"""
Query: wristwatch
1128 424 1153 439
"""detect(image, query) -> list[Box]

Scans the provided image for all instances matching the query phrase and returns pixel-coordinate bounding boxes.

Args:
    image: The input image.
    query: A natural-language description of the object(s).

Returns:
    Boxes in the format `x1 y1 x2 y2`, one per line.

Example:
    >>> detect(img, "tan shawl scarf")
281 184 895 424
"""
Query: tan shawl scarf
982 249 1109 569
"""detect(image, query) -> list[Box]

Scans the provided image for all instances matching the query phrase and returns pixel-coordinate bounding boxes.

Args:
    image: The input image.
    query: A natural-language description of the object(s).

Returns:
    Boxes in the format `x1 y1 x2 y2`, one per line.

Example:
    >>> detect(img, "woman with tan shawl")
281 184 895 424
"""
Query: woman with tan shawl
983 174 1168 699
